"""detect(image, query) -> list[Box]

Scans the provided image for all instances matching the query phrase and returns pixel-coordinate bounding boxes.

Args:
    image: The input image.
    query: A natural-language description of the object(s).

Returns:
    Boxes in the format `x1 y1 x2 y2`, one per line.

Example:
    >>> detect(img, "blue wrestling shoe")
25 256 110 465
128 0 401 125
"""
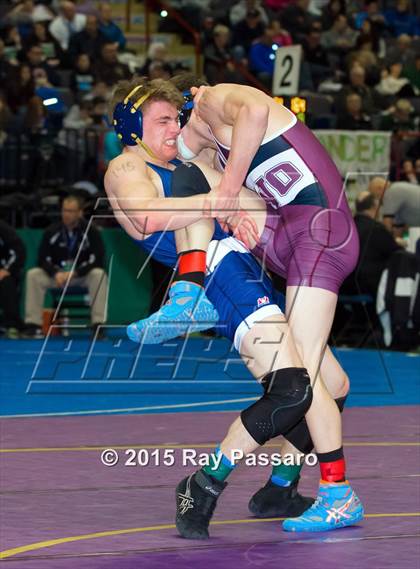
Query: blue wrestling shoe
127 281 219 344
282 480 364 532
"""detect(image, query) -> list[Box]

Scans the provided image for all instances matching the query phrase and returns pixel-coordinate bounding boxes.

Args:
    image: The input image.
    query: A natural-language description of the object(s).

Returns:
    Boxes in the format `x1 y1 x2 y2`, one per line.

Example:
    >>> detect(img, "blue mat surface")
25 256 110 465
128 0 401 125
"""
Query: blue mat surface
1 337 419 417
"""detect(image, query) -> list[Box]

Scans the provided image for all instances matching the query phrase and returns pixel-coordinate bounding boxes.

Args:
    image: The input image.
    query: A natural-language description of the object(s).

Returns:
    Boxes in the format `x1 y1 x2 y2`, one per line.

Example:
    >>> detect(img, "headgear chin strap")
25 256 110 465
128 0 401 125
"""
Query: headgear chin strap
179 90 194 128
112 85 157 157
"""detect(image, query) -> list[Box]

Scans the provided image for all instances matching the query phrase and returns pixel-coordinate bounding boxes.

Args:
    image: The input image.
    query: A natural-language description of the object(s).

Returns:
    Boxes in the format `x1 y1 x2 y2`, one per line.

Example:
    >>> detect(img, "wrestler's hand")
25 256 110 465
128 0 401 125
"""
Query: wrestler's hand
204 185 241 221
203 187 259 248
222 211 260 250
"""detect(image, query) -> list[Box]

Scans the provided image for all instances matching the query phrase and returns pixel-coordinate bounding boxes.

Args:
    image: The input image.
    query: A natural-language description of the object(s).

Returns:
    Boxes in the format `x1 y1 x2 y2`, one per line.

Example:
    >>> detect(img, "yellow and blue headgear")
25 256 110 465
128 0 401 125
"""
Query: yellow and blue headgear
179 90 194 128
112 84 155 146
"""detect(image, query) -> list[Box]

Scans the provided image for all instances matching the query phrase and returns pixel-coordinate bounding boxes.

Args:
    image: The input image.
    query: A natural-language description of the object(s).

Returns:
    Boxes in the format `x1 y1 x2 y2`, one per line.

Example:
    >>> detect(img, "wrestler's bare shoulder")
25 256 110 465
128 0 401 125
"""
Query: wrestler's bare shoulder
107 152 146 178
105 153 148 193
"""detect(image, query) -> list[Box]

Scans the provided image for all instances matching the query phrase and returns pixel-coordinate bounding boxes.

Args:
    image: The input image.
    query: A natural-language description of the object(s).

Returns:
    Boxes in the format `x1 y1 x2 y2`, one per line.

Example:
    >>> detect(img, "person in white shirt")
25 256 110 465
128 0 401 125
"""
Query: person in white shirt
49 1 86 51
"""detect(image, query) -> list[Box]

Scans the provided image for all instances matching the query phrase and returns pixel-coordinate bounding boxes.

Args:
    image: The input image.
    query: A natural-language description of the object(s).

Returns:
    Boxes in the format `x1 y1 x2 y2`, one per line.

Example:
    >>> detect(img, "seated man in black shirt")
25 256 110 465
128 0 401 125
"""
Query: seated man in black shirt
351 191 401 298
336 93 372 130
0 220 26 337
24 195 108 337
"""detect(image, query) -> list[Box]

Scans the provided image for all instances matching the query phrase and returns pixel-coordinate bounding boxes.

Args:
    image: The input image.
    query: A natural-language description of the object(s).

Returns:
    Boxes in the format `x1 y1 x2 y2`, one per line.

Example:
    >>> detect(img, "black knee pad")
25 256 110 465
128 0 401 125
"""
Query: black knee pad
284 394 349 454
171 163 211 197
240 368 312 446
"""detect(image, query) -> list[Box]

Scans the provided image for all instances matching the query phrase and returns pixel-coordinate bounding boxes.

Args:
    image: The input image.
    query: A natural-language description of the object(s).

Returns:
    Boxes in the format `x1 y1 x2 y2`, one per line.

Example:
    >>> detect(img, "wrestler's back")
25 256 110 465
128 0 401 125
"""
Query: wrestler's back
201 84 294 146
202 85 345 211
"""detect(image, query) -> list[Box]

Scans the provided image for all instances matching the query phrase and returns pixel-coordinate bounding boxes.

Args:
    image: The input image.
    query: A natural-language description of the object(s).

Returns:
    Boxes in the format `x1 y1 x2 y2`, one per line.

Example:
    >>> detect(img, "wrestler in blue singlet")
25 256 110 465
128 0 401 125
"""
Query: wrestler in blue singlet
129 162 284 349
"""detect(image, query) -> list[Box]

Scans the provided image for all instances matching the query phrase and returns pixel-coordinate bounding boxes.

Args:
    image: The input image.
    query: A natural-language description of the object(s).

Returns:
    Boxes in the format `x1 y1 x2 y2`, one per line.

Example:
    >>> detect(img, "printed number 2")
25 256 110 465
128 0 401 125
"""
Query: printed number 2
255 162 302 207
280 55 293 88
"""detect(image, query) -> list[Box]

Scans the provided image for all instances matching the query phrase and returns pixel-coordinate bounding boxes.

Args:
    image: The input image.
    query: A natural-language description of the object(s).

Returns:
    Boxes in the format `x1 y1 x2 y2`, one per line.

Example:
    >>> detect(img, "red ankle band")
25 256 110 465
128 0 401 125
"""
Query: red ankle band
320 458 346 483
178 251 206 275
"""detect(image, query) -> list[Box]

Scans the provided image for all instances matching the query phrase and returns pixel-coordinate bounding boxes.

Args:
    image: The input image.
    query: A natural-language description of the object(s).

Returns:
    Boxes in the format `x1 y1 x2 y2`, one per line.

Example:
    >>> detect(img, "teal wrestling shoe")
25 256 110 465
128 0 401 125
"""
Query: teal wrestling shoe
282 480 364 532
127 281 219 344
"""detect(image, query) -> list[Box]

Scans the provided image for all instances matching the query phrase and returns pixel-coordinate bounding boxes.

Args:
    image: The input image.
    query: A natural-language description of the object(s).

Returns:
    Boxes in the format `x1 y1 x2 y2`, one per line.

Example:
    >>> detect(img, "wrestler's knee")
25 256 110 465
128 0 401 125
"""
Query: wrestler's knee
240 367 313 446
336 372 350 399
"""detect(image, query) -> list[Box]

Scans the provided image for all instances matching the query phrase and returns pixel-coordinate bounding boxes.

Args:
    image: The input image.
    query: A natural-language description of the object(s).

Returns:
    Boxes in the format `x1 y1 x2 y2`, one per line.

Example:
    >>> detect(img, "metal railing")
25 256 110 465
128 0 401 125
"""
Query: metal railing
1 127 415 196
0 128 106 191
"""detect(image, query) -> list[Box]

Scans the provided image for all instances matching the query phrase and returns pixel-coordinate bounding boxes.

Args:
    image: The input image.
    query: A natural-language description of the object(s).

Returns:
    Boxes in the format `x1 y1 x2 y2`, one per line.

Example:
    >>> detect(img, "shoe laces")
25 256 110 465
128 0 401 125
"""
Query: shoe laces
179 475 218 525
310 496 324 511
187 493 218 526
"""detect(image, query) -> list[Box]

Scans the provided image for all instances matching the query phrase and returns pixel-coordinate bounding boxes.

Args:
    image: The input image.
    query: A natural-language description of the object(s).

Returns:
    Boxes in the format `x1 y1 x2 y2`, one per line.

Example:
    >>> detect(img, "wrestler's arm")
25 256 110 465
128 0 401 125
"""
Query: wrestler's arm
202 87 269 196
104 154 213 234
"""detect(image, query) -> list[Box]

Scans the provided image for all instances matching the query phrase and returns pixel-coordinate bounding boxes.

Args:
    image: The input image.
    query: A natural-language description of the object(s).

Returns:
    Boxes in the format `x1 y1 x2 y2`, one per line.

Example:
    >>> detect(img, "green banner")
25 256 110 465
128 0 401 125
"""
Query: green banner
315 130 391 177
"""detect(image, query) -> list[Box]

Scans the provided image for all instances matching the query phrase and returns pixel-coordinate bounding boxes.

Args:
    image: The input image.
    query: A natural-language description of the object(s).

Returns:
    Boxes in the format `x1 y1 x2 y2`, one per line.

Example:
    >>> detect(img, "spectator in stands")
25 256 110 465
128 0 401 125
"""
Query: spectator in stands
230 0 269 26
281 0 314 42
231 9 266 57
33 67 66 129
0 220 26 338
248 25 278 88
338 64 377 115
354 0 386 31
23 21 64 67
381 181 420 233
82 80 110 103
376 61 415 98
68 14 107 61
89 96 107 127
302 26 331 87
379 98 419 131
148 61 173 80
24 195 107 338
94 42 131 86
320 0 345 31
49 1 86 51
368 175 388 202
2 25 22 65
204 25 241 85
401 159 419 185
386 34 417 68
385 0 420 37
203 0 236 25
336 92 372 129
200 13 215 47
0 39 14 86
98 2 126 51
350 191 401 299
347 33 380 77
5 63 44 129
140 42 173 78
321 13 358 55
271 17 292 47
357 18 385 61
4 0 54 30
62 98 95 130
58 95 105 155
70 53 95 100
23 43 61 85
262 0 292 17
